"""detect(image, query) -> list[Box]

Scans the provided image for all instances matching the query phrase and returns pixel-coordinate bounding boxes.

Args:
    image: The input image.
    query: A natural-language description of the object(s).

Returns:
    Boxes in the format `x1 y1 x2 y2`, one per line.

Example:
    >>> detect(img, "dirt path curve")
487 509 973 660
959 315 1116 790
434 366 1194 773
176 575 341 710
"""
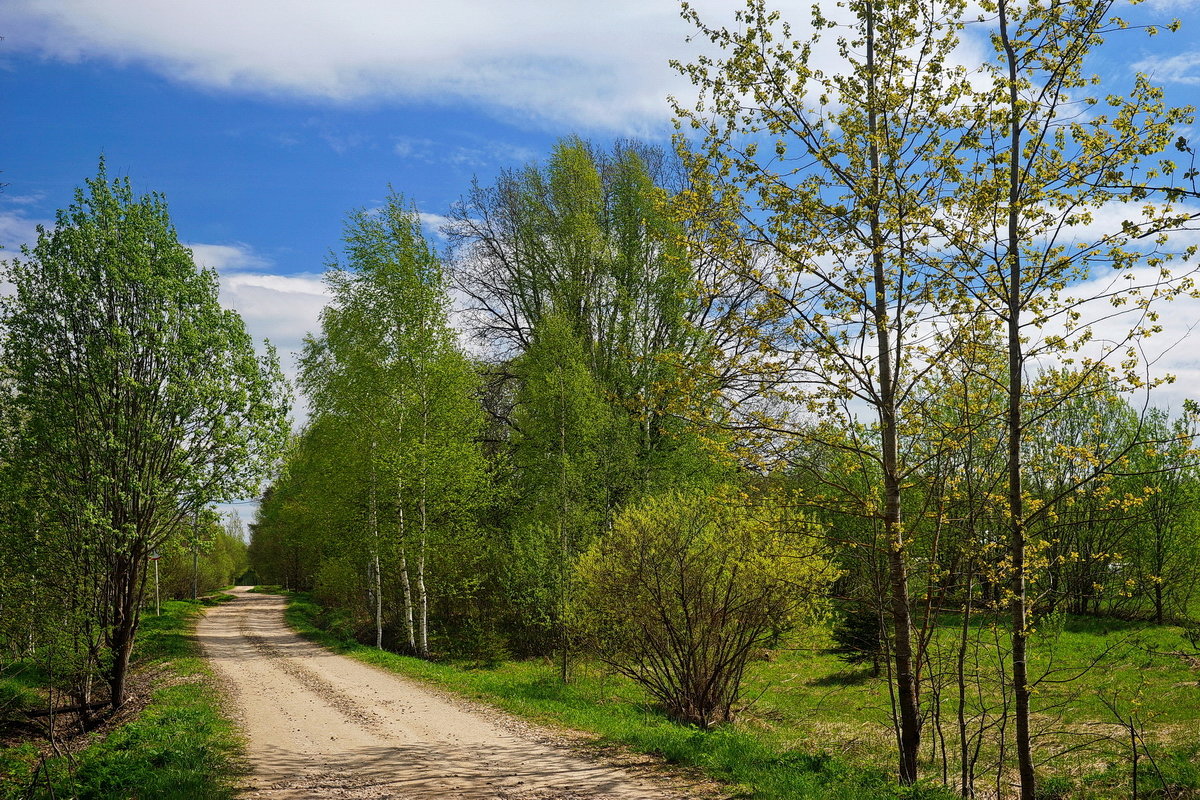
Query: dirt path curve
197 588 696 799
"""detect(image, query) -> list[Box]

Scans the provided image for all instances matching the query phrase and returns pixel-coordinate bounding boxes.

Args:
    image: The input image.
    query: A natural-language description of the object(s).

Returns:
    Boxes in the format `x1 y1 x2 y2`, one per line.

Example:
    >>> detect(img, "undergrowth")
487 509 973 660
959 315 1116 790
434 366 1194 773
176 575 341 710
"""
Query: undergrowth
0 596 242 800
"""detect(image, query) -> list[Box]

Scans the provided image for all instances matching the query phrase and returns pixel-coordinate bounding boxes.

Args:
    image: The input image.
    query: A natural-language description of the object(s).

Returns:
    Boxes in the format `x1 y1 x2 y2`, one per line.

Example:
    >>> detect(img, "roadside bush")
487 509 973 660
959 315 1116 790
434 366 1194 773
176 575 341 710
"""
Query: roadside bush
574 488 835 729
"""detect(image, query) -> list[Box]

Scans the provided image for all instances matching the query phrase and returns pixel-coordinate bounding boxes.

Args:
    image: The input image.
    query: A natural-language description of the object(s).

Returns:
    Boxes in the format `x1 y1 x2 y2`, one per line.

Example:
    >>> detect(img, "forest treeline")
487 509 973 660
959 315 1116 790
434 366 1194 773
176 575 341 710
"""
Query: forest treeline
249 1 1200 797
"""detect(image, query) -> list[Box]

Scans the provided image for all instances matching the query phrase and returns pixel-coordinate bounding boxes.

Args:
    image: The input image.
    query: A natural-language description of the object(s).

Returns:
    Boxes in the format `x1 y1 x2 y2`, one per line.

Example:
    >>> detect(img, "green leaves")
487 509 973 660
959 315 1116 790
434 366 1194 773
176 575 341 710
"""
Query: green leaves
286 191 489 652
0 160 288 708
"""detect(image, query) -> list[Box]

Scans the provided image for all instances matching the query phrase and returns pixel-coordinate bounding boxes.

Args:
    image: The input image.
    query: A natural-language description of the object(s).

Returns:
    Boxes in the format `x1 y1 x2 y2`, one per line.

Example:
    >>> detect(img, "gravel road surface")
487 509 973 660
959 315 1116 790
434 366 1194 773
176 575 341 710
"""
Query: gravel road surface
198 587 694 799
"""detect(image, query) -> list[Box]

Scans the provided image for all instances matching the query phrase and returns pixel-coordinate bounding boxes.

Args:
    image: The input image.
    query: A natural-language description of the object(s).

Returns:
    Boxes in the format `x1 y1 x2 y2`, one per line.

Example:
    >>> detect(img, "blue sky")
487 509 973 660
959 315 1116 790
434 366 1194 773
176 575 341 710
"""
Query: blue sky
2 1 736 390
4 0 1200 521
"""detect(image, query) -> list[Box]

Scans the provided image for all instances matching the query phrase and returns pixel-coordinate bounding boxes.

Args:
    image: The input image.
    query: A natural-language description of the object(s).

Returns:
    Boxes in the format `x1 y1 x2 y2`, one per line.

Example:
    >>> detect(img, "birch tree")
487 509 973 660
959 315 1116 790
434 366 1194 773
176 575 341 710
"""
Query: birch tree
300 191 487 657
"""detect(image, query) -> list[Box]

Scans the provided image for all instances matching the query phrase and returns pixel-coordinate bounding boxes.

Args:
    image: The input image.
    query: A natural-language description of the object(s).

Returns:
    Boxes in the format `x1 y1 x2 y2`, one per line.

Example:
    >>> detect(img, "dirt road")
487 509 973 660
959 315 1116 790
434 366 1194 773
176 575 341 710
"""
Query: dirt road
197 588 694 799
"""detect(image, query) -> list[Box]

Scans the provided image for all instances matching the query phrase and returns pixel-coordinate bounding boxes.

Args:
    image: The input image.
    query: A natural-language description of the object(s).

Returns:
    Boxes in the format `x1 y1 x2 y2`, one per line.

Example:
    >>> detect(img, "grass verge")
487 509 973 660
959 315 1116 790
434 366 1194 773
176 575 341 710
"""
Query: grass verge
281 590 955 800
0 595 242 800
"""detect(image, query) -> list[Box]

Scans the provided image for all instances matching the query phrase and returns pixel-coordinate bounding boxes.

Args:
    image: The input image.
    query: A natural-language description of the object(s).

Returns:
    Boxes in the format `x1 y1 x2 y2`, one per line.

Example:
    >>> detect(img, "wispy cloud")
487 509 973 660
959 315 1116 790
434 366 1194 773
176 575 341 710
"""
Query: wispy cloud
189 241 273 272
0 193 46 206
0 209 50 253
418 212 452 242
188 241 329 425
393 136 536 168
3 0 744 132
1133 51 1200 85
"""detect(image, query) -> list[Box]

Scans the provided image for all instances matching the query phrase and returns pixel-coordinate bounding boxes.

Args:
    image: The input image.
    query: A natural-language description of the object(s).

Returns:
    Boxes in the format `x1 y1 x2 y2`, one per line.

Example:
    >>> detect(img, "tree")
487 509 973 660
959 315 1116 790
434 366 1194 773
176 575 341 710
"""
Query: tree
297 190 488 657
158 513 250 599
508 311 616 680
674 0 978 782
448 137 747 498
1125 405 1200 622
448 137 746 665
677 0 1198 791
0 162 288 710
954 3 1196 794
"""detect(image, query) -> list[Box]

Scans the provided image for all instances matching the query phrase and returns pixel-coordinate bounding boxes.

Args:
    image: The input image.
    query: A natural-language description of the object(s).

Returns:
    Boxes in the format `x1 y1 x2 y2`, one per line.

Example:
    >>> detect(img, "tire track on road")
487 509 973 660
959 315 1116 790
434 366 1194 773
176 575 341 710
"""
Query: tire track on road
199 588 703 799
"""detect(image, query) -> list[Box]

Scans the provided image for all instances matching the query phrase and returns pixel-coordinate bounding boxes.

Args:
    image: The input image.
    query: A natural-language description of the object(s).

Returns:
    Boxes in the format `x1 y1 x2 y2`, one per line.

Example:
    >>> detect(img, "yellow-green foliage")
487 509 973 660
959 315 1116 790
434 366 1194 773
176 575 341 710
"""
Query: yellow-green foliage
574 488 835 728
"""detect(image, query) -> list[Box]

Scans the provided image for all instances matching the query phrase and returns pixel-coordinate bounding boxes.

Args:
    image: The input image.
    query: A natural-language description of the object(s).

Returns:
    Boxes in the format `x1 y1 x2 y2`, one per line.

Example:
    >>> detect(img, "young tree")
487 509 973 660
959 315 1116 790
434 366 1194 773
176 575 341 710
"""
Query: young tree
299 191 488 657
1125 405 1200 622
0 162 288 710
674 0 978 782
955 3 1196 794
508 312 616 680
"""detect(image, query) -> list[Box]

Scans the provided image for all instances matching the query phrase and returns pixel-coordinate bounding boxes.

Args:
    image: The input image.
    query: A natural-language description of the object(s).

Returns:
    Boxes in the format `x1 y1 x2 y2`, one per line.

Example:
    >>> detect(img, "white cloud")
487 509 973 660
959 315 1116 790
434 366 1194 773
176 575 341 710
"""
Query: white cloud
216 267 330 423
0 208 49 253
1048 200 1200 251
1133 51 1200 86
186 241 330 426
418 212 452 241
3 0 760 132
1055 264 1200 412
1 193 46 206
188 242 272 272
392 136 535 166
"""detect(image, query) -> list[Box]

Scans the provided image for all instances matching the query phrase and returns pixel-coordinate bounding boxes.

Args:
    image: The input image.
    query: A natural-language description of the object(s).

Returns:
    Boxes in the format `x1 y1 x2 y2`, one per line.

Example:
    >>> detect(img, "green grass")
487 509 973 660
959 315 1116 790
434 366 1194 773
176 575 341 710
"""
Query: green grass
741 611 1200 753
281 590 1200 799
283 591 956 800
0 663 46 728
0 596 243 800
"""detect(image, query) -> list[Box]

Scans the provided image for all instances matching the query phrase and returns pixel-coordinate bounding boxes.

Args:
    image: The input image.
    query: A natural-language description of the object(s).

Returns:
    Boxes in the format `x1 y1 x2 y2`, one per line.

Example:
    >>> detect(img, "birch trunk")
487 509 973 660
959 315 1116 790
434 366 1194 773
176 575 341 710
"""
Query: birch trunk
370 454 382 650
398 495 415 652
416 401 429 658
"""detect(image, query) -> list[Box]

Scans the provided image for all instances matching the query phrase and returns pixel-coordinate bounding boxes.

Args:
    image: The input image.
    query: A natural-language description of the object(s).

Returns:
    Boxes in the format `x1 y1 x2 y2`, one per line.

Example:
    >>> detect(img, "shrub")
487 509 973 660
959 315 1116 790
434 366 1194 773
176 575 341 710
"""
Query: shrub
313 556 362 620
830 604 885 675
574 488 835 729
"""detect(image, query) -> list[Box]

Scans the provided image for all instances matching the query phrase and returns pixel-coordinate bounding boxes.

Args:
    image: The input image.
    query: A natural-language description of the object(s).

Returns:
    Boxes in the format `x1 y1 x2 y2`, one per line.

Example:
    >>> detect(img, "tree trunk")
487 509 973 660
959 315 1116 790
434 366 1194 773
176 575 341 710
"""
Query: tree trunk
106 549 146 711
558 384 570 685
865 4 920 783
417 495 428 658
373 551 383 650
398 482 416 651
370 452 382 650
958 565 975 798
416 404 429 658
999 3 1036 796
